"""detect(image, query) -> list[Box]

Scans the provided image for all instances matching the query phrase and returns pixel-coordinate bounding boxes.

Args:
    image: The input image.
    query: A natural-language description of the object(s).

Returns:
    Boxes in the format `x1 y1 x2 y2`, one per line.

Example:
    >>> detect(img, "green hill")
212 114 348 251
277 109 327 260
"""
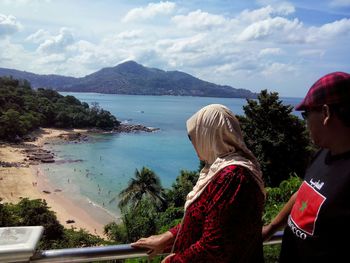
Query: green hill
0 61 256 98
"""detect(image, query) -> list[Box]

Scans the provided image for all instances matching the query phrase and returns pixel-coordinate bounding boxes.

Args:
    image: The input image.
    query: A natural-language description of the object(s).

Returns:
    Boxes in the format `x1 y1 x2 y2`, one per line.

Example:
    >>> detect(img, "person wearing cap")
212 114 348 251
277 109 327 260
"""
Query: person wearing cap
132 104 266 263
262 72 350 262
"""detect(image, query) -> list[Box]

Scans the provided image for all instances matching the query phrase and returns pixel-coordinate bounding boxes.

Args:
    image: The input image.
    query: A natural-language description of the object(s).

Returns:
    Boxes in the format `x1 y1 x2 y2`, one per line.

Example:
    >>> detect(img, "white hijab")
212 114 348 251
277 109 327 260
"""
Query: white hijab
184 104 265 211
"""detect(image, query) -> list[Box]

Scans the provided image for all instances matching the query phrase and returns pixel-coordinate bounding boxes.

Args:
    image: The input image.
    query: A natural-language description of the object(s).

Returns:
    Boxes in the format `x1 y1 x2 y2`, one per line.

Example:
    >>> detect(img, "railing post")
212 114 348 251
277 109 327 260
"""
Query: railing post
0 226 44 263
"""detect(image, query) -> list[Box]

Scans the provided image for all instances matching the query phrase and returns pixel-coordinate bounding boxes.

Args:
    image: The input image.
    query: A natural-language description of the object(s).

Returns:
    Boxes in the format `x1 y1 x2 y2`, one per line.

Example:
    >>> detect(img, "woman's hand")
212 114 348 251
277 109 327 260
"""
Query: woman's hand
131 231 174 258
262 224 273 241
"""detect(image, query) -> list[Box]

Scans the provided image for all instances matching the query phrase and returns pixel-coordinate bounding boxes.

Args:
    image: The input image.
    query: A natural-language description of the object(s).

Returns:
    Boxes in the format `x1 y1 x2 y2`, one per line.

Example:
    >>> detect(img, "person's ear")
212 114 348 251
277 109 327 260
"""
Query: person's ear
322 104 331 125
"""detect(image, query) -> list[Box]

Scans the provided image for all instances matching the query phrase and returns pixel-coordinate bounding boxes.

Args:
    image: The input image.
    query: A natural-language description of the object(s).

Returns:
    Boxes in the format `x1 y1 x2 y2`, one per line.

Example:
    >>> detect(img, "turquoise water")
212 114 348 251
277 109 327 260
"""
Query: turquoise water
42 93 302 216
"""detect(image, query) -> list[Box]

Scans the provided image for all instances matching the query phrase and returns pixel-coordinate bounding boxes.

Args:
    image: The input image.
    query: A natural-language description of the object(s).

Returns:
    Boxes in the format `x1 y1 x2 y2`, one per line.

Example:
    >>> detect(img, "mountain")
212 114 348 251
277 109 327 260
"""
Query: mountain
0 68 77 89
0 61 256 98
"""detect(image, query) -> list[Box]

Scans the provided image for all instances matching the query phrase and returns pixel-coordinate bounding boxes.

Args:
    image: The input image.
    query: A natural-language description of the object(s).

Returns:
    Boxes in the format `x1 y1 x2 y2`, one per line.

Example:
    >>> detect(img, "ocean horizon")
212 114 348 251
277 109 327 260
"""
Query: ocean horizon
41 93 302 217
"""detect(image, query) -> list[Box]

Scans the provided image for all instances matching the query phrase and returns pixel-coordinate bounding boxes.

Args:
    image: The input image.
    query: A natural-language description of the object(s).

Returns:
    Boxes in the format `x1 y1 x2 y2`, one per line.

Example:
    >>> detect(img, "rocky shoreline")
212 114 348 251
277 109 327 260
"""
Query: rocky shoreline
55 124 159 143
112 123 159 133
0 123 160 166
23 146 55 164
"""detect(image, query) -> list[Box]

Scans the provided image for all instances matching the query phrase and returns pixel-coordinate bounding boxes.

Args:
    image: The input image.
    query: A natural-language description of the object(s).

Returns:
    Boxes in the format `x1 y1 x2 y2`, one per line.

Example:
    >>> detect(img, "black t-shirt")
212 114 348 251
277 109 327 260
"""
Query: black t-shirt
280 149 350 263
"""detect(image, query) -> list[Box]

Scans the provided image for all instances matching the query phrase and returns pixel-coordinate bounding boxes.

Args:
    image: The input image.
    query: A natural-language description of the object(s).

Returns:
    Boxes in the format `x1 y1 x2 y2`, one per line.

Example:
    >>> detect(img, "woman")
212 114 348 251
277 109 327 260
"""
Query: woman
132 104 266 262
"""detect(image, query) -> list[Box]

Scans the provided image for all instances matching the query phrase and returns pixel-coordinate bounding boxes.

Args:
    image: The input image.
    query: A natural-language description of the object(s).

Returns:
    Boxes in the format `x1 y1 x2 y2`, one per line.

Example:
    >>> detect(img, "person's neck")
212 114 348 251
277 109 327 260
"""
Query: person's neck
328 130 350 155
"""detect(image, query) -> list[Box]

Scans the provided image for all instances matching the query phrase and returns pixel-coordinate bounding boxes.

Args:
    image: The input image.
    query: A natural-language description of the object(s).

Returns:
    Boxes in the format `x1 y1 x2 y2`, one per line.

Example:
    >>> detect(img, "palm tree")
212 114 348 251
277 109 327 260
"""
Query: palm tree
112 166 167 210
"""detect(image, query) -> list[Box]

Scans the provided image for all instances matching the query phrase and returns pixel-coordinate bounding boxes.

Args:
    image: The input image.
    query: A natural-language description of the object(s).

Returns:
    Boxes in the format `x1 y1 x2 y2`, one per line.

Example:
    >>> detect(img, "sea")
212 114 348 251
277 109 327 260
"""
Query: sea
41 93 302 217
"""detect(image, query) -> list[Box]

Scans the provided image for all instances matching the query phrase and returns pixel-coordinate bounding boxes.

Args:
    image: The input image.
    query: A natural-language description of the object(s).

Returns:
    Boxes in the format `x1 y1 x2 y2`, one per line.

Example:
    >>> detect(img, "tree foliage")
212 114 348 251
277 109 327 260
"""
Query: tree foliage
106 198 158 243
263 175 302 224
107 168 199 244
0 198 103 249
0 76 120 141
263 175 302 262
238 90 313 187
117 167 166 210
166 170 199 207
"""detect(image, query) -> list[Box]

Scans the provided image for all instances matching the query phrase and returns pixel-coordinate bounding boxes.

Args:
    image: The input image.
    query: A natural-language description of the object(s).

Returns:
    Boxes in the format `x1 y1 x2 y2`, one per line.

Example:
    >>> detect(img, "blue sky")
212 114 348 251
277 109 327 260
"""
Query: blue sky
1 0 350 97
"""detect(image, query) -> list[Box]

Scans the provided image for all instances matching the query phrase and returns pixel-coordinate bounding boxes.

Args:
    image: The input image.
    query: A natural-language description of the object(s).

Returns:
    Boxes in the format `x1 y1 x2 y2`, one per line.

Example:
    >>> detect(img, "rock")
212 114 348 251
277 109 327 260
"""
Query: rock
113 124 160 133
41 158 55 163
0 161 21 167
25 148 55 163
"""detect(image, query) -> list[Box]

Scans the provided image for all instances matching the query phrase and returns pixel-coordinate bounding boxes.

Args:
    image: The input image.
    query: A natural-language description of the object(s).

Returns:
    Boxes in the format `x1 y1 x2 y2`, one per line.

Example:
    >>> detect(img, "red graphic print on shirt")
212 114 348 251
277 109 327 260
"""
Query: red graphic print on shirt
290 181 326 235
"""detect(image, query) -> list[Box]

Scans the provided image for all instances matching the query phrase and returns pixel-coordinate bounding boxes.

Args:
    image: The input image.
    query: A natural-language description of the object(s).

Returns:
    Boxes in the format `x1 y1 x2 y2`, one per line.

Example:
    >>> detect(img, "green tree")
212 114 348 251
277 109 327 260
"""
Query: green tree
157 206 183 233
15 198 64 248
95 109 119 129
37 88 62 103
0 109 27 140
0 77 120 141
104 222 128 243
58 228 104 248
263 174 302 224
0 198 105 249
166 170 199 207
116 167 167 210
238 90 313 187
107 199 158 243
0 199 16 226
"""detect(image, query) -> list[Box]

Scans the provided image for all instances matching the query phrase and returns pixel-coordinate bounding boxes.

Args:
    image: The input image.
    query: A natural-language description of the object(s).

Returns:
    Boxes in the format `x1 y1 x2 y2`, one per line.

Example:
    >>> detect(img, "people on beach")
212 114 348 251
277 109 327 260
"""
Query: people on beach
262 72 350 262
132 104 266 262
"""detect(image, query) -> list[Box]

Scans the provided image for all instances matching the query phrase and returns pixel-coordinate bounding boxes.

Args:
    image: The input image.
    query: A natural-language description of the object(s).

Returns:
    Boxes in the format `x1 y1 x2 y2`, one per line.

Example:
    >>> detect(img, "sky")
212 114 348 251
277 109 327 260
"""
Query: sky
1 0 350 97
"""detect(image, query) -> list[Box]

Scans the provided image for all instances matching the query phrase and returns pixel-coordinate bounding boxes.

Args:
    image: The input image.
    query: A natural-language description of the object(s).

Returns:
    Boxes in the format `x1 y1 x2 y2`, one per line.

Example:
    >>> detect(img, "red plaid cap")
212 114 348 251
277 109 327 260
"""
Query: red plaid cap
295 72 350 111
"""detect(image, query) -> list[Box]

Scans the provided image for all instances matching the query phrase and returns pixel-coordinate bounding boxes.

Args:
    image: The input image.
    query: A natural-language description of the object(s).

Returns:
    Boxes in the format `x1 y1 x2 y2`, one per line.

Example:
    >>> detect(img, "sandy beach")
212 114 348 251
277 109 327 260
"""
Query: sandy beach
0 128 118 238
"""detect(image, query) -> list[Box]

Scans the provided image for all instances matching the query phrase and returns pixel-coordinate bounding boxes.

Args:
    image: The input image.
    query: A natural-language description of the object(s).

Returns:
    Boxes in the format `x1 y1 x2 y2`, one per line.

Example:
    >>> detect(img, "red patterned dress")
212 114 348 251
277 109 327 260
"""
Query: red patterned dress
166 165 265 263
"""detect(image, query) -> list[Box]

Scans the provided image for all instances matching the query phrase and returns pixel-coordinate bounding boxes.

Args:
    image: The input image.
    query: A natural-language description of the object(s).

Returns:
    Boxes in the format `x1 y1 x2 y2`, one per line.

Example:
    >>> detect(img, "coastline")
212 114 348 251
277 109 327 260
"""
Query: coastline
0 128 119 238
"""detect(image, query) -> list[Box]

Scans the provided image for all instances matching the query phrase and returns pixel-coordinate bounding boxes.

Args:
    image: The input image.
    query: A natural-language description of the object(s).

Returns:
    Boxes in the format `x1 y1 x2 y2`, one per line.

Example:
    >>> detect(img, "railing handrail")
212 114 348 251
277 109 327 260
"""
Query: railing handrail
263 230 284 245
29 231 284 262
30 244 149 263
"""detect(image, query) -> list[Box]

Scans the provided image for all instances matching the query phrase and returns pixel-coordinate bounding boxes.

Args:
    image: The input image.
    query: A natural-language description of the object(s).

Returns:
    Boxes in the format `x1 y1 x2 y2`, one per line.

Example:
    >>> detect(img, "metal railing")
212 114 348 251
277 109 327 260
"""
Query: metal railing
30 244 149 263
29 231 284 263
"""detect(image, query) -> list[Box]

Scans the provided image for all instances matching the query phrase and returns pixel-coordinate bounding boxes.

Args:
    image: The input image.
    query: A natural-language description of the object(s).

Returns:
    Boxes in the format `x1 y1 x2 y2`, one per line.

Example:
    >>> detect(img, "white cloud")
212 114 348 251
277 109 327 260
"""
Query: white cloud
273 2 295 15
330 0 350 7
297 49 325 58
37 53 66 64
1 2 349 96
37 28 74 54
122 1 176 23
0 38 34 69
238 3 294 23
26 29 49 43
172 10 226 30
261 62 295 76
239 6 274 23
238 17 303 42
307 18 350 42
66 40 114 70
259 47 283 56
237 9 350 45
117 30 142 40
159 34 207 53
0 14 22 37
